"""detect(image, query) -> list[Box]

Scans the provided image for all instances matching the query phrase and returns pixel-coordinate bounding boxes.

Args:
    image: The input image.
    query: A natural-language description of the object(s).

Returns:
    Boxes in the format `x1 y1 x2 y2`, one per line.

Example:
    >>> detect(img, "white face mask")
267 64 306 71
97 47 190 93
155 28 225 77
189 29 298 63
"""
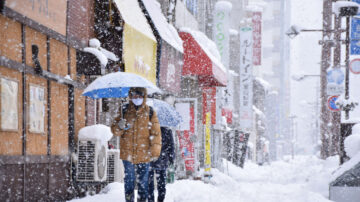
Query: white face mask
132 98 144 106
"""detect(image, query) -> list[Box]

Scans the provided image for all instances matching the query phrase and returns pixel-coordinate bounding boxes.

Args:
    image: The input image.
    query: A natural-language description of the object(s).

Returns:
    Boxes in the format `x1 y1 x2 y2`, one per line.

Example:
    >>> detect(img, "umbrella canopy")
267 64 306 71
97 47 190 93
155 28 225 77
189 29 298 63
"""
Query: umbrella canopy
147 99 182 127
82 72 161 99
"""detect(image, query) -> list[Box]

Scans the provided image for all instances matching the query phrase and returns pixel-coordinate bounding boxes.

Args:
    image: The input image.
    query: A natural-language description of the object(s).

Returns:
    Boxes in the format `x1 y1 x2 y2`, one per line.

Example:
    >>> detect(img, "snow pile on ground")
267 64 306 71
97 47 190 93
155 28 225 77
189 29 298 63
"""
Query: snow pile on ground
344 123 360 158
78 124 113 146
68 155 337 202
330 123 360 181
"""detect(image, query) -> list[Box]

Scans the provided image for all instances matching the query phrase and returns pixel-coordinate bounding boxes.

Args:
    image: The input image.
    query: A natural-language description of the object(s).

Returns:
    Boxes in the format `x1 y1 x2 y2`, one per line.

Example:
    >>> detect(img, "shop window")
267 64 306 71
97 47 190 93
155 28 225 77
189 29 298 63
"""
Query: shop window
29 84 45 133
0 77 18 131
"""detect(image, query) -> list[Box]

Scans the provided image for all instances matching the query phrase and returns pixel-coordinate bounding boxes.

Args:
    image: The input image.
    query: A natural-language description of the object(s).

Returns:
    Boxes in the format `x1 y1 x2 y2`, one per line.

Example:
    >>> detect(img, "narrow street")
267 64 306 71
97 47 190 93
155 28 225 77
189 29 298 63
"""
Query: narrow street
70 155 337 202
2 0 360 201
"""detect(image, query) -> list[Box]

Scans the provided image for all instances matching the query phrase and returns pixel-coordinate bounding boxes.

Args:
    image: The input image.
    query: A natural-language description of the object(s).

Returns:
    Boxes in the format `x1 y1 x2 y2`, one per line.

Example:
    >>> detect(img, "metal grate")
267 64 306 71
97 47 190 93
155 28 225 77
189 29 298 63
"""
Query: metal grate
107 153 115 183
77 140 95 181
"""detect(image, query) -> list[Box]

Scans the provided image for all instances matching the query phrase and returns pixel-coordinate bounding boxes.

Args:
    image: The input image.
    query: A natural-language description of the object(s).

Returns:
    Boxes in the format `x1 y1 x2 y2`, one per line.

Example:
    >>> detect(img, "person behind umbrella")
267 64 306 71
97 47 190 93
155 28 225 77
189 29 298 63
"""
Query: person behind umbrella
148 126 175 202
111 87 161 202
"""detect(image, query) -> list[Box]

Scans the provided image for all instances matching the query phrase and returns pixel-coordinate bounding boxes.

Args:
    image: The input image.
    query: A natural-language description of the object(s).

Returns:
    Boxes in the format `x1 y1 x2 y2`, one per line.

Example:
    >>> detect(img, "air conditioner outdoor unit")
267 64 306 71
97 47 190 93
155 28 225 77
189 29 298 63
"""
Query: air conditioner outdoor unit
76 138 107 182
106 149 124 183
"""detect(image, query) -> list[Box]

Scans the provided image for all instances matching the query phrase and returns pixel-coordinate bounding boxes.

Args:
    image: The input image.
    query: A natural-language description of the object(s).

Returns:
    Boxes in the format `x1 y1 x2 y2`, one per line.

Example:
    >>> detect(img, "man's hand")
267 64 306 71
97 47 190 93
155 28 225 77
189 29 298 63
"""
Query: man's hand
150 157 158 162
118 119 126 130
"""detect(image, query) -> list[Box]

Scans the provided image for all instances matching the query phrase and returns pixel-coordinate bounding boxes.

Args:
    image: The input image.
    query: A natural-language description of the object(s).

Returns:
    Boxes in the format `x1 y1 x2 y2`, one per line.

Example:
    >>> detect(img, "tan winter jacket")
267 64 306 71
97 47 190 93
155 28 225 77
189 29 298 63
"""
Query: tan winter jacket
111 91 161 164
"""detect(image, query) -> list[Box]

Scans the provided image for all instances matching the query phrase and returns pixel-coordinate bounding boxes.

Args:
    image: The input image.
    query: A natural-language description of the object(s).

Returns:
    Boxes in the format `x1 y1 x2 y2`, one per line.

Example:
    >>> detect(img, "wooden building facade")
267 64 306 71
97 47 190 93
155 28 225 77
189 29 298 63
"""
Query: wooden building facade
0 0 95 200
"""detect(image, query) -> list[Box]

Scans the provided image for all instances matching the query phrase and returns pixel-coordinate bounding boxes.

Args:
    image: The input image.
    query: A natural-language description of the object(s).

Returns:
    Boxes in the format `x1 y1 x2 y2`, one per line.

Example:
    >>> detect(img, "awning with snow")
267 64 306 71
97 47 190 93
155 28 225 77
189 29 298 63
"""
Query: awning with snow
141 0 183 53
140 0 183 93
113 0 158 84
179 28 227 87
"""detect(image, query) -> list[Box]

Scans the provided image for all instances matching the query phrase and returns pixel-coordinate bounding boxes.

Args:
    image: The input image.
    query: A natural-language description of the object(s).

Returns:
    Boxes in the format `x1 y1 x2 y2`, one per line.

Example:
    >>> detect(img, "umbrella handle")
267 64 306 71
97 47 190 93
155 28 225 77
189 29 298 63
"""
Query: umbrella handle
120 101 123 119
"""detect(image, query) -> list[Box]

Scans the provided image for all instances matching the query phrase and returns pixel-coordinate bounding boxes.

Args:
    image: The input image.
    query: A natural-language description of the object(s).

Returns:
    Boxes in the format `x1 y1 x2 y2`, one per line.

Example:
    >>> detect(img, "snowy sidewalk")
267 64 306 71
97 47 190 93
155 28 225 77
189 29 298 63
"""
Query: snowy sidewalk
69 155 338 202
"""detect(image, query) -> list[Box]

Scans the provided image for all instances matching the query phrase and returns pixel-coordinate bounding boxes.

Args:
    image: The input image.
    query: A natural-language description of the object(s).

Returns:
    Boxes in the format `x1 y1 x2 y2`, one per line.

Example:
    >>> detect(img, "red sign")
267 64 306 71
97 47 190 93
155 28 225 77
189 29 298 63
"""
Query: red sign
350 59 360 74
327 95 340 112
252 12 262 66
222 108 233 124
177 105 195 171
202 87 217 125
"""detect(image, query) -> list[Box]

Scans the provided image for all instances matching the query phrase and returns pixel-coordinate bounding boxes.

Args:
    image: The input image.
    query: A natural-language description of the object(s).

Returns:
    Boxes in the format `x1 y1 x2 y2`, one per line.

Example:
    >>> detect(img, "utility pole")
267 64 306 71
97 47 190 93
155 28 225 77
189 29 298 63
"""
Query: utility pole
330 13 341 156
320 0 333 159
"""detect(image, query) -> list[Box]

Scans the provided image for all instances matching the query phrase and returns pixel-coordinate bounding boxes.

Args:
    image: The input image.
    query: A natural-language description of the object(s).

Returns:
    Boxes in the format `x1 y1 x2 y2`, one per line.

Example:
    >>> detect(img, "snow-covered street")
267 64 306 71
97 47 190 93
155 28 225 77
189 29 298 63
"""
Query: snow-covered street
70 155 338 202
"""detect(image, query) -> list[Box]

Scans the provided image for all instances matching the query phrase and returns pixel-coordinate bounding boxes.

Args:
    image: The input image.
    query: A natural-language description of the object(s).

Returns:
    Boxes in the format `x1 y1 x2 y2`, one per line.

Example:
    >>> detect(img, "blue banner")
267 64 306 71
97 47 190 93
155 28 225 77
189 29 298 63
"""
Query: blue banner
351 0 360 55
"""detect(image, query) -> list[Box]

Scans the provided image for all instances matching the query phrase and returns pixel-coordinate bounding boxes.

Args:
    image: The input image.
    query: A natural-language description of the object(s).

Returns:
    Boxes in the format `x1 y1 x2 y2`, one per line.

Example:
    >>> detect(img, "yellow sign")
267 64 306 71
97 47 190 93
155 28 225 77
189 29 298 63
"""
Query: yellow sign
5 0 67 36
123 23 157 85
205 112 211 172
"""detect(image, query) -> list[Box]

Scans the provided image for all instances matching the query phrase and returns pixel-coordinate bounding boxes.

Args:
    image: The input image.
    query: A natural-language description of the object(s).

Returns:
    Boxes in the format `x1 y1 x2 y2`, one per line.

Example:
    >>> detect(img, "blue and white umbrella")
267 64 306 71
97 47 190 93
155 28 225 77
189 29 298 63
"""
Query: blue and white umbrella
82 72 162 99
147 99 182 127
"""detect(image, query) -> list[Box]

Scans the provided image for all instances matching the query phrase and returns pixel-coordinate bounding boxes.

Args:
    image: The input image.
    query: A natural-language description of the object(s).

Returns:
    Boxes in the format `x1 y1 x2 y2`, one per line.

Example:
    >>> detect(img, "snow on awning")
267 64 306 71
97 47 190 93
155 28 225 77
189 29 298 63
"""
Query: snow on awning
255 77 271 92
179 27 227 87
180 27 225 73
113 0 156 42
253 105 265 119
141 0 183 53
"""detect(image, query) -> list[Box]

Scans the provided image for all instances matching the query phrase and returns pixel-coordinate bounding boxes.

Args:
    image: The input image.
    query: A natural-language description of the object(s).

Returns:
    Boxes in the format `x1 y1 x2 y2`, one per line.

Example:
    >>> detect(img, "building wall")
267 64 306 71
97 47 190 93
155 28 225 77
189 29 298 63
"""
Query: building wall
68 0 95 45
0 0 92 199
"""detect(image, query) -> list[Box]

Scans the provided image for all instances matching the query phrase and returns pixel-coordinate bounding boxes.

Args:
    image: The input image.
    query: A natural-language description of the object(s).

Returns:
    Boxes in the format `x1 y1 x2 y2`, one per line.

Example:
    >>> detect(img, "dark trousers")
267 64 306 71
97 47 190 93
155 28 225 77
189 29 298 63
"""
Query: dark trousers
148 169 167 202
123 160 150 202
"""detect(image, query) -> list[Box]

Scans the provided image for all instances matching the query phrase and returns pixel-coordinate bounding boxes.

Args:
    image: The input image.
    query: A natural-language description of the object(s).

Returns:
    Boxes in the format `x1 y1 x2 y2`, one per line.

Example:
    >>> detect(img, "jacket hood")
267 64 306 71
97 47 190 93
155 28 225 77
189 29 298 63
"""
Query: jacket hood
129 87 147 107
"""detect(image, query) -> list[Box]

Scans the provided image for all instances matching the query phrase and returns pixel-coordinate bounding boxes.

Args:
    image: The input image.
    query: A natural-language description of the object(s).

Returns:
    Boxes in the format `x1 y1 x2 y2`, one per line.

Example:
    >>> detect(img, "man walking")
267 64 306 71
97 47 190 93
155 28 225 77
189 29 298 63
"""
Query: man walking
111 87 161 202
148 126 175 202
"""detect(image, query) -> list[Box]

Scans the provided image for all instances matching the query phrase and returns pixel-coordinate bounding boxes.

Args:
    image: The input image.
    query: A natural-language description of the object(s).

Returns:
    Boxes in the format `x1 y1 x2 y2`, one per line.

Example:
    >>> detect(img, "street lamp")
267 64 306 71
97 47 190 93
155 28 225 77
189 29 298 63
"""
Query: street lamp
286 25 334 39
291 74 321 81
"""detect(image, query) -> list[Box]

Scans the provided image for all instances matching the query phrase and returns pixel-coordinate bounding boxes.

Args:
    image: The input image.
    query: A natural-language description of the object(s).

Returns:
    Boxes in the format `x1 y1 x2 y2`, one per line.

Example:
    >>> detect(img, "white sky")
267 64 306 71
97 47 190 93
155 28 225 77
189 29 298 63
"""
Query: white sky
289 0 323 154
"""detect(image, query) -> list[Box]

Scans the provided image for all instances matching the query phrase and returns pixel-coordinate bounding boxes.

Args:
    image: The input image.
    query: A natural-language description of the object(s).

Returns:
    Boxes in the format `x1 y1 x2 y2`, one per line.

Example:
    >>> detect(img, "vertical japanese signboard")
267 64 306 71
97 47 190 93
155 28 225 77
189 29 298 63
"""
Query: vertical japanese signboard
239 27 254 131
351 0 360 55
213 1 232 68
252 12 262 65
1 78 18 131
213 2 232 130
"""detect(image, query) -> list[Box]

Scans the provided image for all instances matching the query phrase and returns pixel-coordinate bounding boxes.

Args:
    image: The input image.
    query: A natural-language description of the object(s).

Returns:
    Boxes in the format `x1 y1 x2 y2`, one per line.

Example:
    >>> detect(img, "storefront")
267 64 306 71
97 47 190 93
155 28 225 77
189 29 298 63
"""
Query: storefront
92 0 159 127
113 0 157 84
179 28 227 176
0 0 89 200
